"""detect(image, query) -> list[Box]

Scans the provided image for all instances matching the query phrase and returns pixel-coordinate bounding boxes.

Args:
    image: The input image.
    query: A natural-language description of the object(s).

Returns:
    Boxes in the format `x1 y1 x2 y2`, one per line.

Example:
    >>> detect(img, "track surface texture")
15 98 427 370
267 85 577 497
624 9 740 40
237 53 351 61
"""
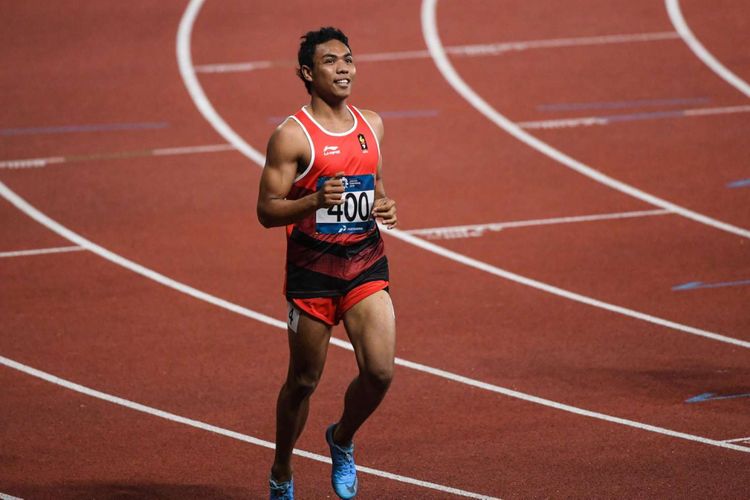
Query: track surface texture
1 1 749 498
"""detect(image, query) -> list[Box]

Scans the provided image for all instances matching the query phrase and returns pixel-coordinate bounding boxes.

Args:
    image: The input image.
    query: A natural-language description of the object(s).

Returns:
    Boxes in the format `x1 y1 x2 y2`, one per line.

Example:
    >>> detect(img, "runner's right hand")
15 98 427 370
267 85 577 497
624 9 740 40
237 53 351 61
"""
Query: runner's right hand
317 172 345 208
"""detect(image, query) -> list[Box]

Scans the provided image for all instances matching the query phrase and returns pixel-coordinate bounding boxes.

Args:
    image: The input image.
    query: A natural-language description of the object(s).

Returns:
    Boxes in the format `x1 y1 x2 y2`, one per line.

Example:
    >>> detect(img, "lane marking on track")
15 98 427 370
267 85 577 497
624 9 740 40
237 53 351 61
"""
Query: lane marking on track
723 436 750 444
673 279 750 291
194 31 680 73
177 0 750 350
727 178 750 189
0 493 24 500
421 0 750 240
406 209 672 239
0 246 84 258
3 179 750 455
538 97 710 112
518 104 750 130
0 144 235 170
0 122 168 137
666 0 750 99
0 356 496 500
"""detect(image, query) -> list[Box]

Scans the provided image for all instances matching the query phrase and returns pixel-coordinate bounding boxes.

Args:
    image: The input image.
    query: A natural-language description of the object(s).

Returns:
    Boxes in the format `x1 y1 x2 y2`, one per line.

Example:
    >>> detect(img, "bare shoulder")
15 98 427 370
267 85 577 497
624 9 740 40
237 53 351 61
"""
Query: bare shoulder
266 117 308 165
359 109 384 141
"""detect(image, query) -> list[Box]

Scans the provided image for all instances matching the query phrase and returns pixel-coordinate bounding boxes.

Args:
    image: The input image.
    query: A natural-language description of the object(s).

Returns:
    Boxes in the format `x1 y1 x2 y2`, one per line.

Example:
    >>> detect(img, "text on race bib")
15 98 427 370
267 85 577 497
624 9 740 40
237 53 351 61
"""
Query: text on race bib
316 174 375 234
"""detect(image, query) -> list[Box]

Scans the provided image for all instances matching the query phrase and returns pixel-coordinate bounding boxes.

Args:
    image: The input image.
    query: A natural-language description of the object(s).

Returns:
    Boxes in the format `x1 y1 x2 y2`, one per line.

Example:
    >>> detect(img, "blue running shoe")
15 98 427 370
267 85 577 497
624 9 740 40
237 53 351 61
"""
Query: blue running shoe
269 476 294 500
326 424 358 499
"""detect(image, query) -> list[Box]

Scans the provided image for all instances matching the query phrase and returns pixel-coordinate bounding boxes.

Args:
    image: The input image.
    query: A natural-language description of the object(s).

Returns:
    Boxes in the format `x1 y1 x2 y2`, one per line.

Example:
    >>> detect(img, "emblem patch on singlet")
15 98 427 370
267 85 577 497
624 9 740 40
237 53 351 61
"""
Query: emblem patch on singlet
357 133 368 153
316 174 375 234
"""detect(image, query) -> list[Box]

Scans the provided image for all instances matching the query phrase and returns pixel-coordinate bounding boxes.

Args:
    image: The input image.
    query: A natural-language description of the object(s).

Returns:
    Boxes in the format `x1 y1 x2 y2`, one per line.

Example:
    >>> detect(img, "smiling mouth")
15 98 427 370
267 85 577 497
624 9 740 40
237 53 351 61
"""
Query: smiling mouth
334 78 351 87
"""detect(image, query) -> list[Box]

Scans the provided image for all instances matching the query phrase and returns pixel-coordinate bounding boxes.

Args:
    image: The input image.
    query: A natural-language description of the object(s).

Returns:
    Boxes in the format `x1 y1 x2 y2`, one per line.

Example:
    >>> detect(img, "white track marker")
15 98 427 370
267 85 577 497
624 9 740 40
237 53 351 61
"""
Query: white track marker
421 0 750 240
194 32 679 74
176 7 265 166
0 493 24 500
386 225 750 348
0 144 234 170
3 180 750 454
666 0 750 99
518 105 750 130
407 209 671 239
177 0 749 349
0 246 84 258
0 356 496 499
723 436 750 444
0 157 65 169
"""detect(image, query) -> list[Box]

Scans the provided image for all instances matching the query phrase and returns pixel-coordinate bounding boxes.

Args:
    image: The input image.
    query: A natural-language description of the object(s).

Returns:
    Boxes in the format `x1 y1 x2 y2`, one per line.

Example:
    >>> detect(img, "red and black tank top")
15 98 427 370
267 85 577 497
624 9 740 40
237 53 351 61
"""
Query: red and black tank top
284 105 388 298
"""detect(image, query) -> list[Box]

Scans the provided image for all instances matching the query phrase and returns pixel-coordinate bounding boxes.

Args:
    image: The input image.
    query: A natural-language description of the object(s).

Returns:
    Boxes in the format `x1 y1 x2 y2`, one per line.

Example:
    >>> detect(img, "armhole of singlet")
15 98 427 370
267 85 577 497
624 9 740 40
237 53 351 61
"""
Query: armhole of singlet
288 115 315 183
351 105 381 157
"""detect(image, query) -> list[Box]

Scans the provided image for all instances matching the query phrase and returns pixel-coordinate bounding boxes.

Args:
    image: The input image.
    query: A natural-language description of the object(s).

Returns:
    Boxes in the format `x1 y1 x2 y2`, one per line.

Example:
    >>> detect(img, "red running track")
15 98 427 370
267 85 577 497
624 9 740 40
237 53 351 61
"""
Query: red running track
1 0 749 498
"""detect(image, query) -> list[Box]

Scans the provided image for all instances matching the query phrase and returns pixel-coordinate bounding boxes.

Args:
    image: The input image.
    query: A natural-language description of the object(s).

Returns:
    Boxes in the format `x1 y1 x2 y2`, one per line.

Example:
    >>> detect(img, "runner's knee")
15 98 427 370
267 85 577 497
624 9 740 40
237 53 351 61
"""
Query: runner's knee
362 365 393 392
287 371 322 399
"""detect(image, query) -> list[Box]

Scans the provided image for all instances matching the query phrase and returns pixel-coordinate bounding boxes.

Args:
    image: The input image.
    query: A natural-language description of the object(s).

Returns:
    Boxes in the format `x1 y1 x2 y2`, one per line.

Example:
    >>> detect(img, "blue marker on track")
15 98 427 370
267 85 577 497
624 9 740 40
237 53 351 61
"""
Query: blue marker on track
727 178 750 188
538 97 710 112
0 122 168 136
673 279 750 291
685 392 750 403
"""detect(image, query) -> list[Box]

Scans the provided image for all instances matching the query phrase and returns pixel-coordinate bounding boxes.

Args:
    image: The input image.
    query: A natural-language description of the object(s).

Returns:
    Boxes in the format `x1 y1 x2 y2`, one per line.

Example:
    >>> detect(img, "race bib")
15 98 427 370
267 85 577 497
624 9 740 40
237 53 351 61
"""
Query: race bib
316 174 375 234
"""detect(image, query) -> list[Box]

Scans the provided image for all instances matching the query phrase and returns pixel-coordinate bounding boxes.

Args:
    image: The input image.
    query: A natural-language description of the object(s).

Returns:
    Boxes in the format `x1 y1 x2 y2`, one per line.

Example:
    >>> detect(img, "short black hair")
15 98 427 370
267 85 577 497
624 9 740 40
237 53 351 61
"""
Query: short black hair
297 27 350 94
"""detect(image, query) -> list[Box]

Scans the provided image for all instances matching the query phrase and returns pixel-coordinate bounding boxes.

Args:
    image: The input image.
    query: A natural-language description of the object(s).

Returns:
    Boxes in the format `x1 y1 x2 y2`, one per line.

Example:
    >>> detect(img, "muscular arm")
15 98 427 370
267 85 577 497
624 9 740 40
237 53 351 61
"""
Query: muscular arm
257 120 344 228
362 110 398 228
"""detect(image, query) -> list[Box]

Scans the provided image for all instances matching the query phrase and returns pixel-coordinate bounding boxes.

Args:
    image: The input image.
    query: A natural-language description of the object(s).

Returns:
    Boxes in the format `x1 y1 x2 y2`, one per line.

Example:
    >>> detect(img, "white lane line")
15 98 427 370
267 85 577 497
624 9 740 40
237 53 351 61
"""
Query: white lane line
518 104 750 130
0 356 495 499
177 0 750 349
421 0 750 240
0 493 24 500
0 246 84 258
194 32 680 73
176 7 265 166
0 157 65 169
406 209 672 239
3 179 749 454
723 437 750 444
387 226 750 348
0 144 234 170
666 0 750 99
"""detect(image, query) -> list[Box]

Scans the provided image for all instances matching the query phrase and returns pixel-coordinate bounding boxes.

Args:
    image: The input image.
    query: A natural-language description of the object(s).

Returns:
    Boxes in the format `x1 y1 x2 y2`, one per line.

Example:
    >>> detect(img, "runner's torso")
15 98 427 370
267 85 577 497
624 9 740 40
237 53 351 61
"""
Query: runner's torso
284 105 388 298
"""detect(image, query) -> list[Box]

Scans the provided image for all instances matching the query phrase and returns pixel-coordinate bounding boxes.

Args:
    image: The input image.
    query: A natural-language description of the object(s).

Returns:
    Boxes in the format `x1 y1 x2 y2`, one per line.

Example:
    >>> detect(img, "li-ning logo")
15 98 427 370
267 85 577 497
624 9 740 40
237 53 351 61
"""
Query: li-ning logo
323 145 340 156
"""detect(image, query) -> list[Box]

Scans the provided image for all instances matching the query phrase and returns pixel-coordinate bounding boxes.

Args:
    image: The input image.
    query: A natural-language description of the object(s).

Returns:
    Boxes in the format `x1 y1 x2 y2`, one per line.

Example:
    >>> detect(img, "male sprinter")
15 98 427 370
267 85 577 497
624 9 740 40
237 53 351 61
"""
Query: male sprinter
257 27 398 500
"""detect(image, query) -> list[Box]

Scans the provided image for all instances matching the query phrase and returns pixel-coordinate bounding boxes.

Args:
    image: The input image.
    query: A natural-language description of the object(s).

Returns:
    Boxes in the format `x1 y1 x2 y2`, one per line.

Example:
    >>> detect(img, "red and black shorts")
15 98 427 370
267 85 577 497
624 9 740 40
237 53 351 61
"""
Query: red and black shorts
287 280 389 328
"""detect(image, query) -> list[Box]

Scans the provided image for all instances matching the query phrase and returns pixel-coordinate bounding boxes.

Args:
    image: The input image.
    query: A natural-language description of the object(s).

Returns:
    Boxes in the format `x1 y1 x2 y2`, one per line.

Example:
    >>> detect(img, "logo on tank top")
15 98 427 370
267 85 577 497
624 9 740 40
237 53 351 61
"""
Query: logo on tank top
323 145 340 156
357 133 369 153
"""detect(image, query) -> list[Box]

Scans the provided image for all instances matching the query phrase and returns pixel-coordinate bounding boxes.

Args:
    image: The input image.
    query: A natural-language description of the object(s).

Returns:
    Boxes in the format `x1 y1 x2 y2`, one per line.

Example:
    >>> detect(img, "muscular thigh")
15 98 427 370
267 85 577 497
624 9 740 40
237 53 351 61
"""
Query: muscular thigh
286 306 333 380
342 290 396 372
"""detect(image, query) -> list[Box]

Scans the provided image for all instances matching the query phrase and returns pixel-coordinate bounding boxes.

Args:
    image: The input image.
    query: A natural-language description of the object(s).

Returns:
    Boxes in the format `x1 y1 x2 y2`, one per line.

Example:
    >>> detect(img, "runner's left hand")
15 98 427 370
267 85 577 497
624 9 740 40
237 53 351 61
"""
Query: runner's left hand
372 197 397 229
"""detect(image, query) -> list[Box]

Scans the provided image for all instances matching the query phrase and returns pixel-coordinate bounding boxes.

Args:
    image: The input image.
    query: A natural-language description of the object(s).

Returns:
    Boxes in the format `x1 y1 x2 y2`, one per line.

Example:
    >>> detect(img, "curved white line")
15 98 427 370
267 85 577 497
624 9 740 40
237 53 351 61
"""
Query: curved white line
666 0 750 98
4 180 748 456
176 0 265 166
420 0 750 239
390 227 750 349
175 0 749 348
0 355 495 499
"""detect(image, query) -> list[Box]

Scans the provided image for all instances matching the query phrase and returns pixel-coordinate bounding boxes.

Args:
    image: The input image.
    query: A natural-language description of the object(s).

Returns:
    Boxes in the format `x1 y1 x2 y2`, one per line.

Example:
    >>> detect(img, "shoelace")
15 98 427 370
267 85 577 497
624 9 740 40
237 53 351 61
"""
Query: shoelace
332 446 356 479
270 480 292 499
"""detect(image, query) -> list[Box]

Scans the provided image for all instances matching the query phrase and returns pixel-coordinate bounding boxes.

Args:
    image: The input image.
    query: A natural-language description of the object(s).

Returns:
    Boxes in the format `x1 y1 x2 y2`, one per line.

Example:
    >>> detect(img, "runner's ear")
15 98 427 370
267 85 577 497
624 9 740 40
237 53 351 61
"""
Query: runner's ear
300 65 313 83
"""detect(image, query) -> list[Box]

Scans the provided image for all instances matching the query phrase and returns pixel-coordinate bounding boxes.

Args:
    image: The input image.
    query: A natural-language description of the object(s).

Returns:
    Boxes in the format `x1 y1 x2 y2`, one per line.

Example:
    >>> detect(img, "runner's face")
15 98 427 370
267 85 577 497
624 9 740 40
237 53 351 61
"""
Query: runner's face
309 40 356 98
